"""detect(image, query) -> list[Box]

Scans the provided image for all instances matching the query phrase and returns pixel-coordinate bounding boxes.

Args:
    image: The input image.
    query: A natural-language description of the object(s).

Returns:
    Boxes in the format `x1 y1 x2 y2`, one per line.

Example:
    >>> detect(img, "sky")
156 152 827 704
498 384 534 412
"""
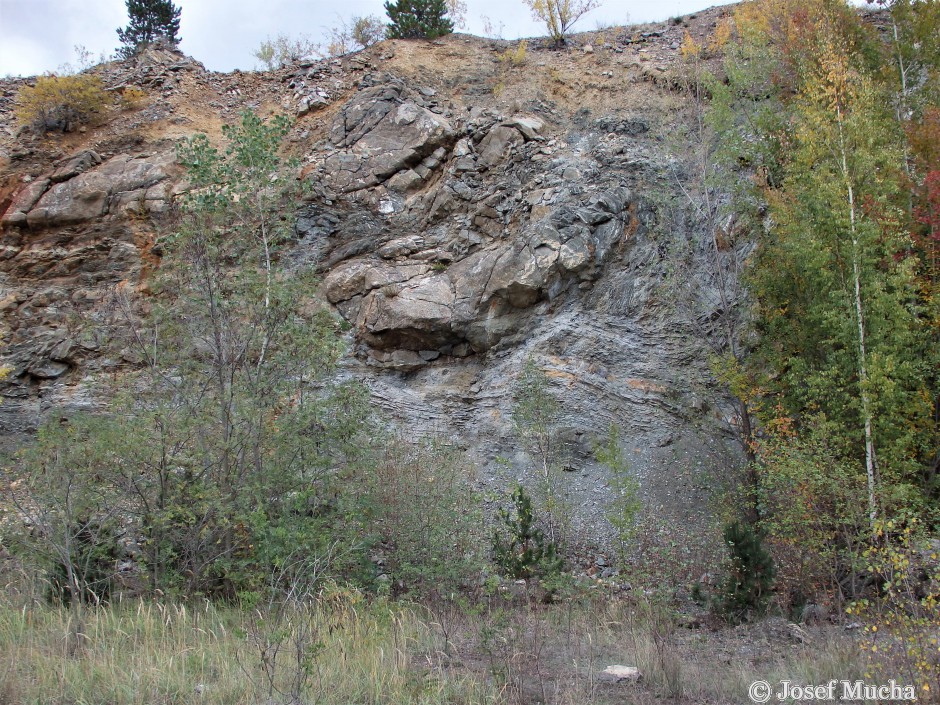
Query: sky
0 0 738 77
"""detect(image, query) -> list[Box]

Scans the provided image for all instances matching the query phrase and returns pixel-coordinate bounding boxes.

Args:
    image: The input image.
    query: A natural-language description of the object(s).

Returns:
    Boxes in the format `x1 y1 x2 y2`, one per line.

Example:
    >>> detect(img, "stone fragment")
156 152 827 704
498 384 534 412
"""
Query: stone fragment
598 665 641 683
477 125 524 168
506 115 545 141
50 150 103 183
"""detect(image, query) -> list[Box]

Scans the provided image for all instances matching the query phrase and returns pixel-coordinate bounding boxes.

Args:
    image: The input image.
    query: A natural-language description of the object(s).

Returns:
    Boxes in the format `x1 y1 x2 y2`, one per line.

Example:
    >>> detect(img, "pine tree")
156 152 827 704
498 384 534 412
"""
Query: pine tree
116 0 182 59
721 521 775 621
384 0 454 39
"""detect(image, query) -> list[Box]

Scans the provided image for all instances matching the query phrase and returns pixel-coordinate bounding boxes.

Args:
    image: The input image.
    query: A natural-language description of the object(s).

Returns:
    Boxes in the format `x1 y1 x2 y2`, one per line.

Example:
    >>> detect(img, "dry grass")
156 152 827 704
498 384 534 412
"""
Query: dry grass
0 575 878 705
0 586 497 705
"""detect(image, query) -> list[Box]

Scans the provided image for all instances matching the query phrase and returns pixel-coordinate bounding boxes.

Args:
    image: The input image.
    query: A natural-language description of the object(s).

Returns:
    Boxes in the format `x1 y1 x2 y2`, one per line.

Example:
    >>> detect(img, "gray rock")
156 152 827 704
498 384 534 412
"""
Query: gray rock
477 125 524 168
506 115 546 141
1 178 51 226
320 80 455 193
50 150 103 183
24 152 178 228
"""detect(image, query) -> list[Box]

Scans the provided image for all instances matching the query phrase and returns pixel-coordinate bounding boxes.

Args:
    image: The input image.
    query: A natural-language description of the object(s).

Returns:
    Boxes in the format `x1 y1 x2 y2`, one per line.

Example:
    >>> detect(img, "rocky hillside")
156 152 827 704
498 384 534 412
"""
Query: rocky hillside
0 8 746 545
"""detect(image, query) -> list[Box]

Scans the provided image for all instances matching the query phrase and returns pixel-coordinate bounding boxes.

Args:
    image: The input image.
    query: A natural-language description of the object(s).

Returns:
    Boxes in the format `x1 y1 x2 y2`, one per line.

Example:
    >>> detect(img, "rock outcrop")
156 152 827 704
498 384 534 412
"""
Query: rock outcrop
3 150 178 228
0 14 747 543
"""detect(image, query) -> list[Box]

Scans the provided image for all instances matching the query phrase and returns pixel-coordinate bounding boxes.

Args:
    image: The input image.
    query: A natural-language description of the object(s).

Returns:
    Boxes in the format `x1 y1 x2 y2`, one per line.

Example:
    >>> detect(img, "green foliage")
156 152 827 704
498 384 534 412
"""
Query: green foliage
730 0 936 518
3 416 136 606
754 417 872 603
384 0 454 39
15 74 110 133
710 1 940 624
367 436 485 598
595 424 641 564
146 111 369 596
253 34 320 70
511 356 571 548
492 485 562 580
116 0 181 59
721 520 775 621
4 111 371 601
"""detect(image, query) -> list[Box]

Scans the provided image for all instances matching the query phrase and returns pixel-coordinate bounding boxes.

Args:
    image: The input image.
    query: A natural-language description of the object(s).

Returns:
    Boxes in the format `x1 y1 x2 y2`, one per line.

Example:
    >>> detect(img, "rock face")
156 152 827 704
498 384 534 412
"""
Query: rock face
319 78 456 194
322 183 633 355
0 18 747 544
3 150 178 227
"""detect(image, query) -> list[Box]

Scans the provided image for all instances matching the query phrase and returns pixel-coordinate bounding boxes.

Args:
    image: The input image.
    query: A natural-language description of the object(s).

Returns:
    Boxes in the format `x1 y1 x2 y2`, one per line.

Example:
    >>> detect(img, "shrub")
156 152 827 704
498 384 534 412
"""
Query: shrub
595 423 641 564
118 85 147 110
253 34 320 70
325 15 387 57
384 0 454 39
367 436 485 598
721 520 775 621
352 15 387 48
500 40 528 66
511 357 571 548
850 518 940 699
15 74 110 133
492 485 562 580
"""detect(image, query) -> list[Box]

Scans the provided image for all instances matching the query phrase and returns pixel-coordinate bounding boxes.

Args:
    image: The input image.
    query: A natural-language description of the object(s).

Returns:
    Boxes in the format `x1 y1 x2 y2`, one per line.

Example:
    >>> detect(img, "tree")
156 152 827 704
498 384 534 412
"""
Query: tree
5 112 370 600
721 520 775 621
720 0 938 575
116 0 182 59
595 424 641 565
253 34 320 70
492 485 562 580
324 16 387 57
384 0 454 39
524 0 601 47
128 110 361 596
512 356 571 547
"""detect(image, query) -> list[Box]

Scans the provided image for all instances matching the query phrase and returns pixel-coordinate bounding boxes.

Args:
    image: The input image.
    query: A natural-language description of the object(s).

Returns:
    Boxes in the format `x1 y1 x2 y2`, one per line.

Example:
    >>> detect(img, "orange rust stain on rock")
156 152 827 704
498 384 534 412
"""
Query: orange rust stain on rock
623 202 639 242
545 369 579 384
130 223 160 291
625 378 666 394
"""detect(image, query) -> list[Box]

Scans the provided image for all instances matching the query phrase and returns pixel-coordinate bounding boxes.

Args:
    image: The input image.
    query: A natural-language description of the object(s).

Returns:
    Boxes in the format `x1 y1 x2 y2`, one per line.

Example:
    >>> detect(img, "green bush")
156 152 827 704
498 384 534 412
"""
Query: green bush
367 436 484 597
384 0 454 39
721 520 775 621
492 485 562 580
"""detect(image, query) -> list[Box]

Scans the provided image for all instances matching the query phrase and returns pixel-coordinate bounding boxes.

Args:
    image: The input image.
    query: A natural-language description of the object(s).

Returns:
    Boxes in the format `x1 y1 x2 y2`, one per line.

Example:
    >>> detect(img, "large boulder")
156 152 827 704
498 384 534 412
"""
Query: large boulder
3 150 179 229
318 79 456 193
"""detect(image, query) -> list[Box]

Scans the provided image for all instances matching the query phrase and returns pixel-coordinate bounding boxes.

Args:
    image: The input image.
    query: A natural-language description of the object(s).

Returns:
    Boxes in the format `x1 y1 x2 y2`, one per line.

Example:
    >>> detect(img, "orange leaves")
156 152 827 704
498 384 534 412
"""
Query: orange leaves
733 0 870 99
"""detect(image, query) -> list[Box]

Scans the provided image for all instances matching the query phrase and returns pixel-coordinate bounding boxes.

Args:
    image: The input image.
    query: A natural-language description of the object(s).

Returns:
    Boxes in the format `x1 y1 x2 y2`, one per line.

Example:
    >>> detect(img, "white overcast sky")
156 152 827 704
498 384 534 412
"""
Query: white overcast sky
1 0 736 77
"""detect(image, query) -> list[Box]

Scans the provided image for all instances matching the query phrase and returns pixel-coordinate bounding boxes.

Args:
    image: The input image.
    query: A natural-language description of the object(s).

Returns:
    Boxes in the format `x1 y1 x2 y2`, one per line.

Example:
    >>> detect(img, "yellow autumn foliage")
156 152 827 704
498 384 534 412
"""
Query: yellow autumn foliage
15 74 110 133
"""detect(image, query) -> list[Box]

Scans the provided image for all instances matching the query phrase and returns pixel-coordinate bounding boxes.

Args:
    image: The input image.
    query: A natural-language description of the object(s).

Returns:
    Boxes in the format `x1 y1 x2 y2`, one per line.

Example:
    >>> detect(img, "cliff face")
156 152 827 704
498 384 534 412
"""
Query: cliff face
0 11 746 544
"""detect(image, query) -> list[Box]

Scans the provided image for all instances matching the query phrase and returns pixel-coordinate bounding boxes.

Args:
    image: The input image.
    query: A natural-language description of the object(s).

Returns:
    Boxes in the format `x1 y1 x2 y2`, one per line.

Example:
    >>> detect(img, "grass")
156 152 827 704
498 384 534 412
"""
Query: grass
0 578 879 705
0 586 497 705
